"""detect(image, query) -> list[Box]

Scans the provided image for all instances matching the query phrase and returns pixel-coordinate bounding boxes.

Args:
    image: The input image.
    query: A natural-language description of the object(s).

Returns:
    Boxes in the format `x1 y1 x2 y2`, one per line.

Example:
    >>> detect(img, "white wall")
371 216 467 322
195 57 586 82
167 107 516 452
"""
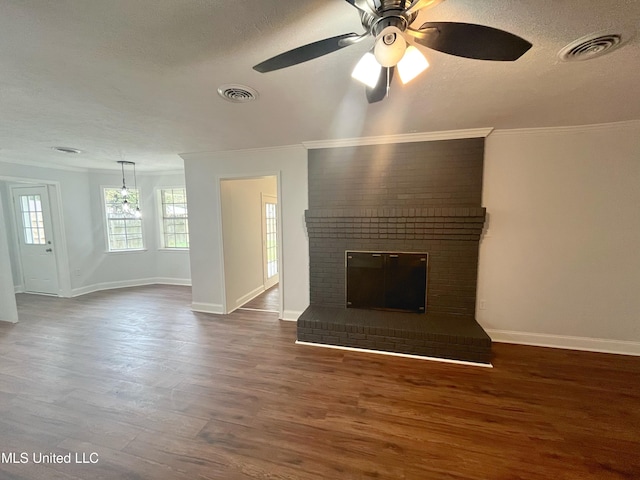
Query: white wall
182 145 308 320
221 176 277 312
0 182 21 287
0 188 19 322
0 161 191 297
478 121 640 354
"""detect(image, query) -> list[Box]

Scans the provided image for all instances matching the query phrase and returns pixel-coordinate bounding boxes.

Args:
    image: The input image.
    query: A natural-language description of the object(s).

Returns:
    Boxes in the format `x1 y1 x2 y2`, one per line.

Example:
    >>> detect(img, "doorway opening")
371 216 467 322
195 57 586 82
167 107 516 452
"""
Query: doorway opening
219 175 281 315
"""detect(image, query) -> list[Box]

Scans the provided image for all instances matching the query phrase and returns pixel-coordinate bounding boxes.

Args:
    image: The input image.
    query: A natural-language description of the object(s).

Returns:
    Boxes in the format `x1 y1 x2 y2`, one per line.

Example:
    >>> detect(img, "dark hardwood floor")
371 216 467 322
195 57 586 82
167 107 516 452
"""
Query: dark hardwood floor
1 285 639 479
240 284 279 312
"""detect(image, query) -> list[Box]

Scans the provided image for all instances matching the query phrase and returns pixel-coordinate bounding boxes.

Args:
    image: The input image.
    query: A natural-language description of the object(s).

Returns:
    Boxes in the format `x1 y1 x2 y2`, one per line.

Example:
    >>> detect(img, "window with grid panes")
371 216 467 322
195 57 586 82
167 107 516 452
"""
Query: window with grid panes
159 188 189 249
103 188 144 251
265 202 277 278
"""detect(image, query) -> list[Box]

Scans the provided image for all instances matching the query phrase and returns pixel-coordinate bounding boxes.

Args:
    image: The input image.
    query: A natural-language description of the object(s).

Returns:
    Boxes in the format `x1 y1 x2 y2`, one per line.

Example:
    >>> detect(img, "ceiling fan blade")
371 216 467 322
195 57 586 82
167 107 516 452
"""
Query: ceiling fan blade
405 0 446 16
407 22 532 61
366 66 394 104
253 33 360 73
344 0 378 16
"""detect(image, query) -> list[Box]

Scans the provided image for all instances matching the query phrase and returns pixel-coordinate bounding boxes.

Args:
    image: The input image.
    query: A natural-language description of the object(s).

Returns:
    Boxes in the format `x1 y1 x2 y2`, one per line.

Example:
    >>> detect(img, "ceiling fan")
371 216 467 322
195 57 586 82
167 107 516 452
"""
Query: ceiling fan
253 0 532 103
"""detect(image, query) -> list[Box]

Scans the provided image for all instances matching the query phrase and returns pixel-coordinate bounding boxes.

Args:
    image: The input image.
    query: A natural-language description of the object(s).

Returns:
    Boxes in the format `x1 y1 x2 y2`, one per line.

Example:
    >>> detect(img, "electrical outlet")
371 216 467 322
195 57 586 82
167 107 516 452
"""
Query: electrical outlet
479 300 486 310
74 269 81 277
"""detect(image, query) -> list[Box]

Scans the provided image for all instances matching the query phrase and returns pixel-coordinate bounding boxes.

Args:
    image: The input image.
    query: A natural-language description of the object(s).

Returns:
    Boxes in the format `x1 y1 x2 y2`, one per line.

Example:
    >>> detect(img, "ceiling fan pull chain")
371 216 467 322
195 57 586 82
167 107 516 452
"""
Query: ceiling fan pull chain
386 67 391 97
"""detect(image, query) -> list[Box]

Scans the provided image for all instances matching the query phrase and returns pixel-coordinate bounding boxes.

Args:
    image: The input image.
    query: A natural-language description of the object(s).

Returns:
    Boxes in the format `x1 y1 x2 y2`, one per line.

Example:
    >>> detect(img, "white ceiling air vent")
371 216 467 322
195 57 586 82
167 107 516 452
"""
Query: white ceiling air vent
217 84 259 103
558 32 626 61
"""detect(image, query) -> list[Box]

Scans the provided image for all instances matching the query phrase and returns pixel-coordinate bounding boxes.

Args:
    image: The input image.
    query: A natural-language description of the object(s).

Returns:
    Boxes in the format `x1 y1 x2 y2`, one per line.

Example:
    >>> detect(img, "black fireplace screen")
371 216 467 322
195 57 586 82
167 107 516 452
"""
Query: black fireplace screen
346 251 427 313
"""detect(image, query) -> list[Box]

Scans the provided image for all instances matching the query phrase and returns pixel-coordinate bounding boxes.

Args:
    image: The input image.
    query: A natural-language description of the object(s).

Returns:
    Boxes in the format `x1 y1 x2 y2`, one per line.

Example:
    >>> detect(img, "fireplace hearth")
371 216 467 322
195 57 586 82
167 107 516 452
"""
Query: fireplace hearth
297 306 492 364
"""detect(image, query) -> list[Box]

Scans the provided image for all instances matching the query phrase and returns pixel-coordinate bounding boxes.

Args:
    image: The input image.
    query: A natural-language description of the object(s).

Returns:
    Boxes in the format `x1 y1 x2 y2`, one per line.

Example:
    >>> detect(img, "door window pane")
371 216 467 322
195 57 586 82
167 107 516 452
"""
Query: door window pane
19 194 46 245
265 202 277 278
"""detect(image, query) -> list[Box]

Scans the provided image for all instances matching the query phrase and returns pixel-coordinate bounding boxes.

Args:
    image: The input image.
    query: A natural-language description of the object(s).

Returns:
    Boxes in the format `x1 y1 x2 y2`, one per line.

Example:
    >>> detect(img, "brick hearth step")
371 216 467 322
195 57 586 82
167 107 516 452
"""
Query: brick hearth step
297 306 492 365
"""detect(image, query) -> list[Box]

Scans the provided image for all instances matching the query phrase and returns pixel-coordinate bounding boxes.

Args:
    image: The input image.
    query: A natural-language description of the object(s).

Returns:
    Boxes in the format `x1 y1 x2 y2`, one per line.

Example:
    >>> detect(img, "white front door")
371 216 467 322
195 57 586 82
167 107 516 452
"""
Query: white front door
262 194 279 290
12 186 60 295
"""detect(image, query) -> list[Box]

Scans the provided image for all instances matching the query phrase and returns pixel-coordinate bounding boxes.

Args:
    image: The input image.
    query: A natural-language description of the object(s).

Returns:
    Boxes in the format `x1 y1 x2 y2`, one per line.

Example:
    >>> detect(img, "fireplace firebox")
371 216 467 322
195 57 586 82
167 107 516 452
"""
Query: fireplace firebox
346 252 427 313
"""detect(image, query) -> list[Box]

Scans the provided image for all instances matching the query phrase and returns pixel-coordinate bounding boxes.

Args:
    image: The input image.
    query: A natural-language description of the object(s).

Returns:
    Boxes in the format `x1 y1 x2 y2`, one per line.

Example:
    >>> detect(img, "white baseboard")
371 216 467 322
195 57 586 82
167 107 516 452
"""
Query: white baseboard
154 277 192 286
295 341 493 367
71 278 191 297
234 285 265 310
486 329 640 356
281 310 303 322
191 302 224 315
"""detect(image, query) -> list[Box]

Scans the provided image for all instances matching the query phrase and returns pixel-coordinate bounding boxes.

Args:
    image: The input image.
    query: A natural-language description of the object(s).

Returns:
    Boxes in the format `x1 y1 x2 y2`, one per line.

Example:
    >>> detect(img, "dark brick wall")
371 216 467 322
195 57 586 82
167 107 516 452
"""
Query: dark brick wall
308 138 484 209
306 138 486 317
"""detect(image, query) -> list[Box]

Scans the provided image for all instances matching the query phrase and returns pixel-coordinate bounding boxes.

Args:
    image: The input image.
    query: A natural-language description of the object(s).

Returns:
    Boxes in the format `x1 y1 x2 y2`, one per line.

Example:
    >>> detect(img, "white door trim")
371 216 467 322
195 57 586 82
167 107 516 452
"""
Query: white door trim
3 176 71 297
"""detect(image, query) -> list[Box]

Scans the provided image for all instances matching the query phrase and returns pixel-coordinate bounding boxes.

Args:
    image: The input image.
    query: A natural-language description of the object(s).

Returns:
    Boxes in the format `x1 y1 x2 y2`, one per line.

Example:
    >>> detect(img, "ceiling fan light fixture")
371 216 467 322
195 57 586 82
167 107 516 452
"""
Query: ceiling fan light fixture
397 45 429 84
253 0 534 103
351 52 382 88
374 26 407 67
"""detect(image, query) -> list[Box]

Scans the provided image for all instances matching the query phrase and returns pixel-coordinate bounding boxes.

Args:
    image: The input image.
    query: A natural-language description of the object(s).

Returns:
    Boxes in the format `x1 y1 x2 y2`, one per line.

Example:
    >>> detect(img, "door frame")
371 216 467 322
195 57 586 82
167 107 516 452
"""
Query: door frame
216 172 283 318
2 176 71 297
12 184 60 295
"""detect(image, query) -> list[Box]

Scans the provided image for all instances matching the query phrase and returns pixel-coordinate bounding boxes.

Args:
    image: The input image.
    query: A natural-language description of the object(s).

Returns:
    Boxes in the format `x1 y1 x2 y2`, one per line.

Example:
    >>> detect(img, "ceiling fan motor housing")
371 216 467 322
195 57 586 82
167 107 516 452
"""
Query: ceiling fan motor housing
358 0 419 35
369 6 415 68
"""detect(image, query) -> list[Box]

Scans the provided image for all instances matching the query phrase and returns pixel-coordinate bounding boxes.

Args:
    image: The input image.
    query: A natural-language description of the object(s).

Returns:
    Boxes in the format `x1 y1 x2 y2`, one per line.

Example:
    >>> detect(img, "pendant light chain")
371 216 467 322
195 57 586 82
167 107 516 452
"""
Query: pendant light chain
133 162 141 218
121 161 128 196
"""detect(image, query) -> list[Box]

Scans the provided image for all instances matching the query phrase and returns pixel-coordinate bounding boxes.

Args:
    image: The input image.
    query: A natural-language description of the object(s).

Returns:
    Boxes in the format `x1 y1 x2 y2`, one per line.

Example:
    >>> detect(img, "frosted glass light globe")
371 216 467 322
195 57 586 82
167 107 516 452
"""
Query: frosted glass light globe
374 26 407 67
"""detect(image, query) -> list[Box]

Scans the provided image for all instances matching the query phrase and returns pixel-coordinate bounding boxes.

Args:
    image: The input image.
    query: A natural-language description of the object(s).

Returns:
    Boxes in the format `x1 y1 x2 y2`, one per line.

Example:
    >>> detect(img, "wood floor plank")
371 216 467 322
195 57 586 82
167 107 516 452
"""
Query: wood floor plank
0 285 639 479
241 284 280 311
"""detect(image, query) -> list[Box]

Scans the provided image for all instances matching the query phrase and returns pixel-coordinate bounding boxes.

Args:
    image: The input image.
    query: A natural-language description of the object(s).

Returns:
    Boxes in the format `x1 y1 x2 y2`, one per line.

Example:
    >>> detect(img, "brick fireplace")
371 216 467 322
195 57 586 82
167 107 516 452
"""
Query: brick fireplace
296 138 492 364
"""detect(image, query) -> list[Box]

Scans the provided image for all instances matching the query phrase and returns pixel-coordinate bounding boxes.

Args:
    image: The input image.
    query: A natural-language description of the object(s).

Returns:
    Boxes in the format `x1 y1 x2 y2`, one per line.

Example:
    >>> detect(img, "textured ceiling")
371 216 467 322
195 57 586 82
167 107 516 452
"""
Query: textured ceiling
0 0 638 171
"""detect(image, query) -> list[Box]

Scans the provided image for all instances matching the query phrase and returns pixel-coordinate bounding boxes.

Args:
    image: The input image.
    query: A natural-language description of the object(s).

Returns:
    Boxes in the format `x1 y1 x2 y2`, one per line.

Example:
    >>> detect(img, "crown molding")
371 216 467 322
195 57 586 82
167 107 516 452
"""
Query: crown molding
0 158 185 175
89 167 185 176
143 169 185 176
489 119 640 137
302 128 494 150
180 144 304 161
0 158 89 173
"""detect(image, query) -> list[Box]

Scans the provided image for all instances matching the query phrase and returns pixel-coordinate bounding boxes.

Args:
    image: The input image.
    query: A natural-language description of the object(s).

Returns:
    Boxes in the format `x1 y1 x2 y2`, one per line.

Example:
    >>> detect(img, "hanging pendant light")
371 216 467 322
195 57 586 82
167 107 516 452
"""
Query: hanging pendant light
116 160 140 216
